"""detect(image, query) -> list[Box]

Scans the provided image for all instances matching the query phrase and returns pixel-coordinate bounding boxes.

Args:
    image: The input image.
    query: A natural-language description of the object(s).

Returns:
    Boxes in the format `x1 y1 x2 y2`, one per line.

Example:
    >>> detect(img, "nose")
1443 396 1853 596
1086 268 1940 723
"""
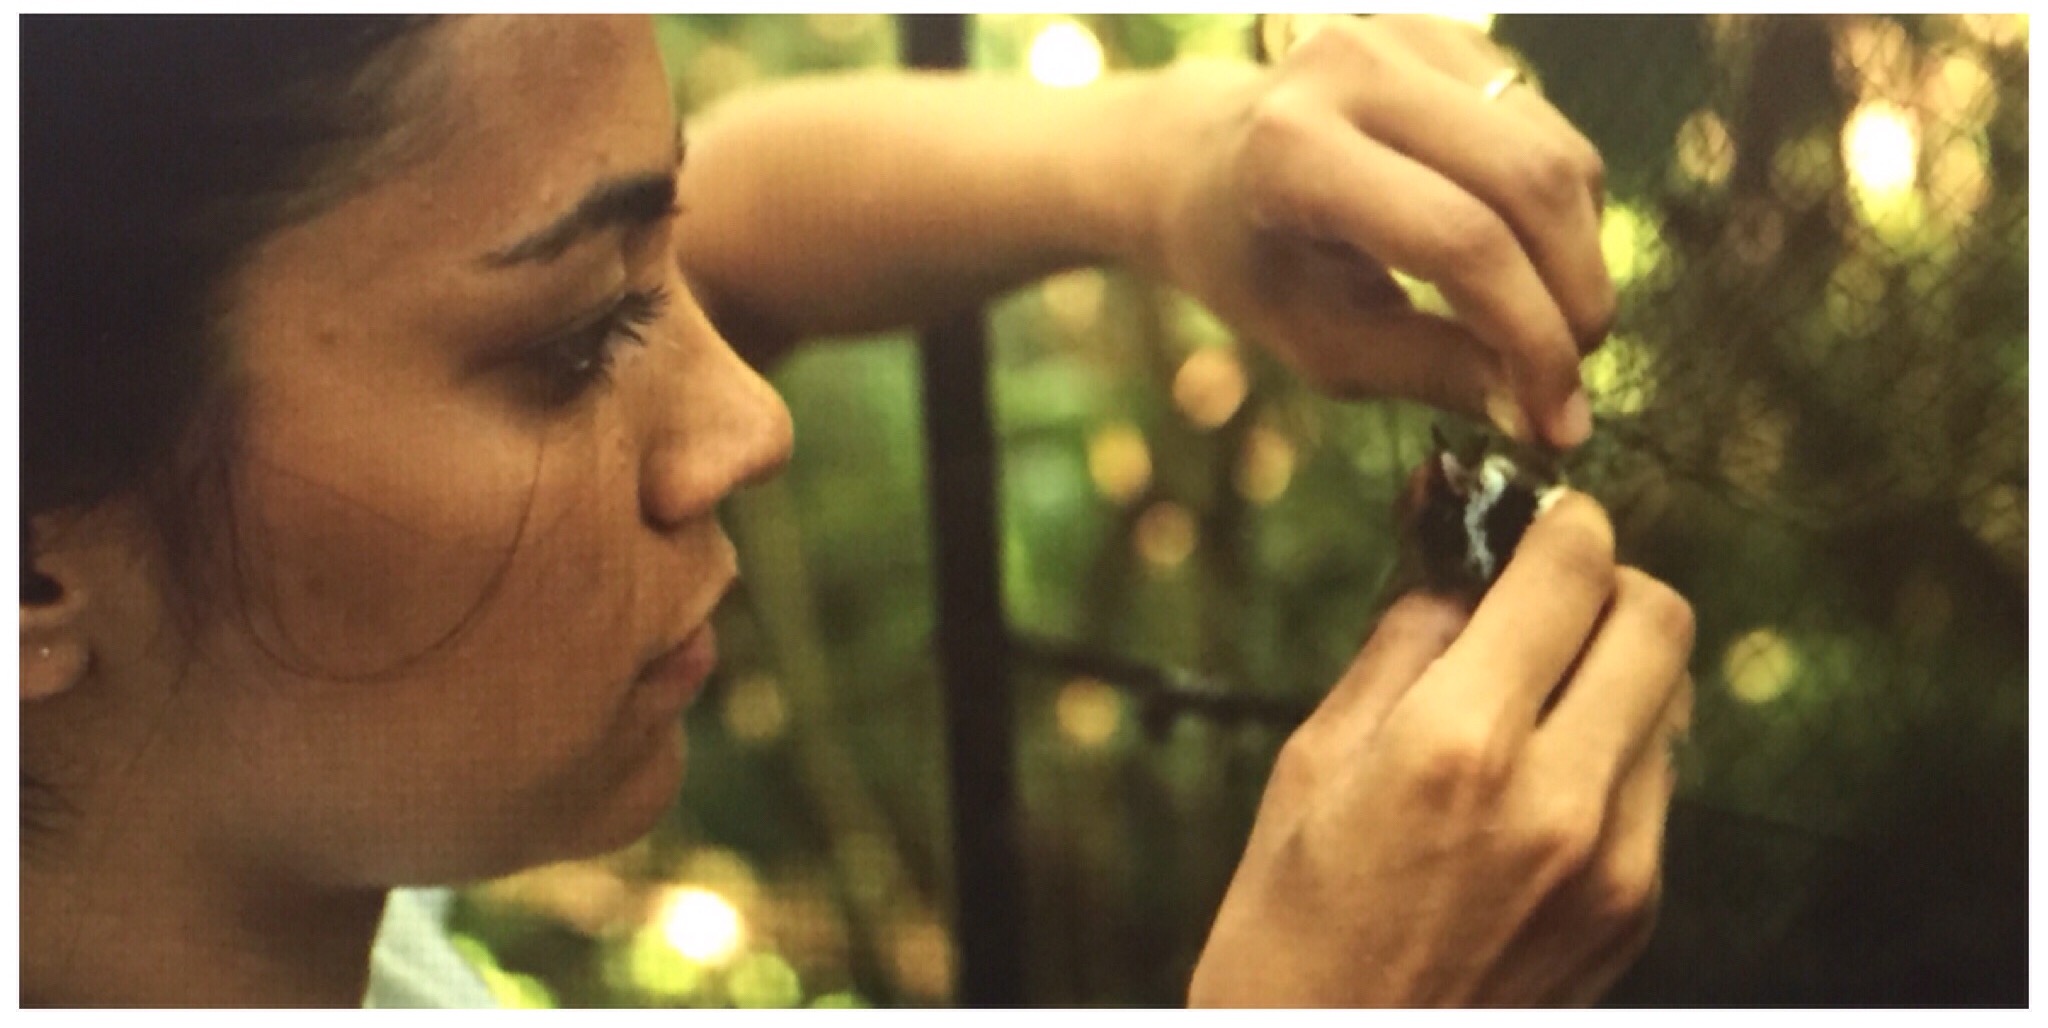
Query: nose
640 330 794 531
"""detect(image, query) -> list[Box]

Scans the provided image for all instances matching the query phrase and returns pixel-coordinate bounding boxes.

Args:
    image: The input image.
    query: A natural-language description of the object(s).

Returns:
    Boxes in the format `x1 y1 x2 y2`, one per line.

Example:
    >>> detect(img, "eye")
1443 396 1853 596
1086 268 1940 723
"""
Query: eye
520 285 670 409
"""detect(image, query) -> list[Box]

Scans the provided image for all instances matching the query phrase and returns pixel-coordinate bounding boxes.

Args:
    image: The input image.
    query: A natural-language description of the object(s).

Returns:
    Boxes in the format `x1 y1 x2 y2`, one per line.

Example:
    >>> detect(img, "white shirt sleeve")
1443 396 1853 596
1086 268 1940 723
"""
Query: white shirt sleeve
364 887 503 1009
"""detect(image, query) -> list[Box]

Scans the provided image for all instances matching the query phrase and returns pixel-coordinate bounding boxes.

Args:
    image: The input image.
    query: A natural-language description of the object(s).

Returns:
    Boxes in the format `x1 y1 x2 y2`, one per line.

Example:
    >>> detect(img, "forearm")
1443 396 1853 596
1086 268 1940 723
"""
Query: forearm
675 69 1206 360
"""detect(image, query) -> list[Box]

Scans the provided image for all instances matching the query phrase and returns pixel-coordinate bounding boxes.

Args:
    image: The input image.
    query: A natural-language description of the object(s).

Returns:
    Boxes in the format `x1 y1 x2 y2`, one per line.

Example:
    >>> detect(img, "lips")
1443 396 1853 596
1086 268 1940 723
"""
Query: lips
634 623 718 711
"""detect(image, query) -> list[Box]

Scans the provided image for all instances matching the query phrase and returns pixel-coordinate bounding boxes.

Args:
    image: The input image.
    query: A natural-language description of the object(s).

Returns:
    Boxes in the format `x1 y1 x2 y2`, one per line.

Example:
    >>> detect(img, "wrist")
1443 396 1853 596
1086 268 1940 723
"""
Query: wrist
1058 61 1244 275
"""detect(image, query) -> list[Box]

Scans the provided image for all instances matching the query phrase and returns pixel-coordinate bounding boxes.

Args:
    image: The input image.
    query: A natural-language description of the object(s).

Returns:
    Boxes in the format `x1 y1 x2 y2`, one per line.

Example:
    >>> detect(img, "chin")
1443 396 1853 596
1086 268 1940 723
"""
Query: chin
439 721 689 881
558 719 690 862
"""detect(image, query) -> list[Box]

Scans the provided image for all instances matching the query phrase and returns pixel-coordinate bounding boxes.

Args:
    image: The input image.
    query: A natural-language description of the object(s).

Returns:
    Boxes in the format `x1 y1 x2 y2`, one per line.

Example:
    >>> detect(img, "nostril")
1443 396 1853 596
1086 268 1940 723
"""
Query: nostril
640 397 795 529
640 329 795 528
746 394 795 488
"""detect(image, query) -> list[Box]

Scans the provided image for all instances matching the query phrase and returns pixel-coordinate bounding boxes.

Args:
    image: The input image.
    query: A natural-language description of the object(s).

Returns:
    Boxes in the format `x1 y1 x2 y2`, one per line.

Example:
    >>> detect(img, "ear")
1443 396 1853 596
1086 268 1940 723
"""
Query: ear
21 543 92 703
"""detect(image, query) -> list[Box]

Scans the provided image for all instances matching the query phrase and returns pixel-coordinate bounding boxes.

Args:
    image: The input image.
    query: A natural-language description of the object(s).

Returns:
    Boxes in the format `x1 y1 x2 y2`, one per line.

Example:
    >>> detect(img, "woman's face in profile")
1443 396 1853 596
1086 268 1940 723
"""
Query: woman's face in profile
147 14 791 883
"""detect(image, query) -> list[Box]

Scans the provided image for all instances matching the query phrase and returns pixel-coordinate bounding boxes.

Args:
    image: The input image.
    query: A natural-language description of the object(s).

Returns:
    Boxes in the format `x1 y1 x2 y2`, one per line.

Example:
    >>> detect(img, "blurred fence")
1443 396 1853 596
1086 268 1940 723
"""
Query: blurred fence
453 13 2026 1008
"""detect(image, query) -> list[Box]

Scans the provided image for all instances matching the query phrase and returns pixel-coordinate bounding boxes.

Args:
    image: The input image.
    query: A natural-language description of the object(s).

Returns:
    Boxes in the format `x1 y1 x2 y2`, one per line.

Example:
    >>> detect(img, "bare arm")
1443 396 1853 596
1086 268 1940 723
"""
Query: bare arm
680 16 1613 448
676 70 1193 363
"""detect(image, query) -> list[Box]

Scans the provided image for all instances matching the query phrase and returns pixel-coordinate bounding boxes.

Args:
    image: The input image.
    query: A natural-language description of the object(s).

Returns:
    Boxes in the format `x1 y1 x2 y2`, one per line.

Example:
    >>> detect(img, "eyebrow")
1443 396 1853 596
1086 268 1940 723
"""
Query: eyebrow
479 128 685 268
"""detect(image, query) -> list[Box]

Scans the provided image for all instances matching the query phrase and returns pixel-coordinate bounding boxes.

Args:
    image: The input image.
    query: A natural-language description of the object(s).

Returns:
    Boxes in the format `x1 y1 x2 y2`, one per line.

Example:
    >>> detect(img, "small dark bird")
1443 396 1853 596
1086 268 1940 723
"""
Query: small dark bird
1393 426 1566 599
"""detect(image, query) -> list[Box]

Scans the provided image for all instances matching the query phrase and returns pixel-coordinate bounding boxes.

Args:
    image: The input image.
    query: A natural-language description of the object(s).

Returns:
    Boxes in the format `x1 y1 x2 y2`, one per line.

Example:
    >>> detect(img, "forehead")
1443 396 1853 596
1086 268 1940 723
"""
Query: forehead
431 14 670 154
423 16 672 217
266 15 674 280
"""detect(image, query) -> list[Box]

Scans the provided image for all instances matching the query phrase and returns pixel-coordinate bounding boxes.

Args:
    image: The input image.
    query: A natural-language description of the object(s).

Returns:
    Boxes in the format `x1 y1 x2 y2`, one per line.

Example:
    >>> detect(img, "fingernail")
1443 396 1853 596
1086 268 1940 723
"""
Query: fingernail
1552 389 1593 448
1484 387 1532 444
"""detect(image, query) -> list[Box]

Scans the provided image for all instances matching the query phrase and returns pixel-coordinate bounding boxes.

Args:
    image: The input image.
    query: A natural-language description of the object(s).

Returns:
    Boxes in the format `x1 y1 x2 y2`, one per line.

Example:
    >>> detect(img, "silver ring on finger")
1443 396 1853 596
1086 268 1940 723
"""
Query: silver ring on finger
1482 66 1525 101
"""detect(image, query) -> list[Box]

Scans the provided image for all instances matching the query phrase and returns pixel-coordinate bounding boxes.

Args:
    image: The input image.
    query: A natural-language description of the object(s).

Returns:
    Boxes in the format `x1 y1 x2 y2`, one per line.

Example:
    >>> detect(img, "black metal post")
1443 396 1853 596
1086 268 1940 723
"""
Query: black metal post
897 13 1026 1008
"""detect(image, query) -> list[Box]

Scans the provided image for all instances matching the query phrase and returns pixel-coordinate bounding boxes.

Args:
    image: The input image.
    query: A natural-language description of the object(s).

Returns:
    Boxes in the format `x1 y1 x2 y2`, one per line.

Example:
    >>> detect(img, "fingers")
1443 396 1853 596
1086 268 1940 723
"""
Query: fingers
1267 251 1513 427
1334 50 1614 353
1530 568 1697 795
1313 590 1472 743
1261 21 1612 447
1239 102 1586 447
1237 242 1530 441
1272 590 1467 821
1551 673 1690 1004
1343 15 1613 346
1420 490 1616 745
1371 15 1610 226
1494 669 1687 1008
1342 308 1513 435
1505 89 1610 224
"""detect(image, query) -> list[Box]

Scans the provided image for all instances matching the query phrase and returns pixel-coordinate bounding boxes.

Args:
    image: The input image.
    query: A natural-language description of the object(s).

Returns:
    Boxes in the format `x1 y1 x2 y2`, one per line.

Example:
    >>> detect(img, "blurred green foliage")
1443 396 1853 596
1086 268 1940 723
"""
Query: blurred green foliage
452 13 2027 1007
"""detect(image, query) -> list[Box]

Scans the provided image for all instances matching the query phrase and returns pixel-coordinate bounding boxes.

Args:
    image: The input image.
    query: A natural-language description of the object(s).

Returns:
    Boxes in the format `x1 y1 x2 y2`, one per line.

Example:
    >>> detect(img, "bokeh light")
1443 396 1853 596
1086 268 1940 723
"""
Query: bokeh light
1957 12 2028 50
1599 202 1667 287
1844 101 1920 198
888 914 955 1001
1960 483 2025 569
721 672 789 745
1087 422 1153 505
1580 334 1657 417
1040 268 1107 335
810 991 873 1009
1134 500 1198 570
1843 100 1921 234
1675 109 1735 187
1837 16 1914 101
608 926 708 1003
1055 677 1125 749
1926 135 1991 227
1722 627 1801 705
1234 423 1298 504
1825 253 1889 339
1029 21 1103 88
676 846 765 910
1771 131 1840 209
658 886 746 966
1172 347 1249 430
1920 50 1996 126
726 951 803 1009
1173 14 1259 60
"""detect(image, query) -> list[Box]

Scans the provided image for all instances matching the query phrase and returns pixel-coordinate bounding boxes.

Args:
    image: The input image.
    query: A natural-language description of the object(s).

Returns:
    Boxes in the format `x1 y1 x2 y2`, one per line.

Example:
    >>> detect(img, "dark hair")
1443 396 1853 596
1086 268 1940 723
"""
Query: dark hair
21 15 443 606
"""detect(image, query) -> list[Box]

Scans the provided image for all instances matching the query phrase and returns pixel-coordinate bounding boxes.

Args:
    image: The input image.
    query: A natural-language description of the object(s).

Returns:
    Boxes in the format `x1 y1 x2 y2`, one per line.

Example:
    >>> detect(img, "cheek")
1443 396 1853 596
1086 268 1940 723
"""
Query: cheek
210 416 668 880
452 421 654 707
231 428 548 677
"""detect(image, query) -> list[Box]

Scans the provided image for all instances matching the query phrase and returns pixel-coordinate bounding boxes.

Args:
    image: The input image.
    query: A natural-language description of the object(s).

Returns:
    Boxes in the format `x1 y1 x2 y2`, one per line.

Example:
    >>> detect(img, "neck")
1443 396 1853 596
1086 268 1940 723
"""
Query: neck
22 804 388 1007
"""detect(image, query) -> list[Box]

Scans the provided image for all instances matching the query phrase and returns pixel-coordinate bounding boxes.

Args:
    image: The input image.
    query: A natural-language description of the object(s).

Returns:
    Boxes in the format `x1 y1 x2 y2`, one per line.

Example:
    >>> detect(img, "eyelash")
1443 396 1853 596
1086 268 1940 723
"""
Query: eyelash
525 285 671 408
